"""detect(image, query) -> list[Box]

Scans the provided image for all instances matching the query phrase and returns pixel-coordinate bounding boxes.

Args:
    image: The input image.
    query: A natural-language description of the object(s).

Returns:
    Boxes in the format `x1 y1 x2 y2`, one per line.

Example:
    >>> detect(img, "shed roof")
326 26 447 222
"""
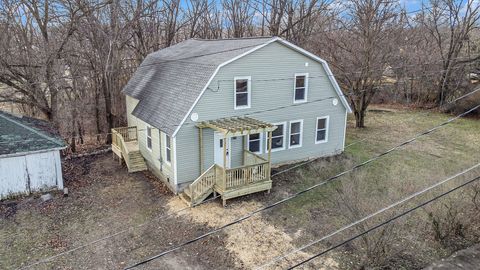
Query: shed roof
0 111 66 156
122 37 352 136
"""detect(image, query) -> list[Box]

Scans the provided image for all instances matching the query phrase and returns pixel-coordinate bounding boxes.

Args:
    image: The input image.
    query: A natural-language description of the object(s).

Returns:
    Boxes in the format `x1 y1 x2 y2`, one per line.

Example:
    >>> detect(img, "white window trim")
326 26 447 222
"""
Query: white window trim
163 133 172 166
247 132 263 154
288 119 303 149
293 73 308 104
146 125 153 152
267 122 287 152
234 76 251 110
315 116 329 144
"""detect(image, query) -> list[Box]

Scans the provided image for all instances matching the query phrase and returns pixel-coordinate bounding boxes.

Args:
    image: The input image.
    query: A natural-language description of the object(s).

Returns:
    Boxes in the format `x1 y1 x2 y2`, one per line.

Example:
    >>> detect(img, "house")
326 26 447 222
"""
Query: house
113 36 352 206
0 111 67 199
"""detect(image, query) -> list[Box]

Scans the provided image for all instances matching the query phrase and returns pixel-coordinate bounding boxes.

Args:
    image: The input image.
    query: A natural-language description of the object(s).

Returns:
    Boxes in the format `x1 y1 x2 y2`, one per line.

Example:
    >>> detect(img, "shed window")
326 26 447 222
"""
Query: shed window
315 116 329 143
289 120 303 148
146 126 152 151
234 76 251 109
294 74 308 103
164 134 172 163
267 123 286 151
248 133 263 154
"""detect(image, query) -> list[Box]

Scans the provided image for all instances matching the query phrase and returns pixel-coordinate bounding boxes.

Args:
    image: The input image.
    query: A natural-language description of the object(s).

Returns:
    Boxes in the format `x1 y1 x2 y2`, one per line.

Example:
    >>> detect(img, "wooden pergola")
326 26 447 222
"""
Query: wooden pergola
196 116 277 172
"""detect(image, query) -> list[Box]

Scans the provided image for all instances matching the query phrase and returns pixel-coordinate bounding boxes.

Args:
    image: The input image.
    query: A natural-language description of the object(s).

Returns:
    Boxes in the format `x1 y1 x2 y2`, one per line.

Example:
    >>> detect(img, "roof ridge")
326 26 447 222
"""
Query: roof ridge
0 112 65 148
191 36 273 41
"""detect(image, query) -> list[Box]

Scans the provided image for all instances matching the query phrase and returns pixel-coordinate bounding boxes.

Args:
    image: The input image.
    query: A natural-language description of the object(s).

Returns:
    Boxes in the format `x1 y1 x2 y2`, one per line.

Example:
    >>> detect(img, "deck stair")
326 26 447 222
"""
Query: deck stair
112 127 147 173
180 150 272 206
180 164 219 206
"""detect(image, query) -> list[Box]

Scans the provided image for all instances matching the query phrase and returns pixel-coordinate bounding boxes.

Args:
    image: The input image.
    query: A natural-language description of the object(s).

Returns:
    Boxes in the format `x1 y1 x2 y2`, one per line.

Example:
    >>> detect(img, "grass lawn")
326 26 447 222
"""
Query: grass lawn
264 105 480 269
1 106 479 270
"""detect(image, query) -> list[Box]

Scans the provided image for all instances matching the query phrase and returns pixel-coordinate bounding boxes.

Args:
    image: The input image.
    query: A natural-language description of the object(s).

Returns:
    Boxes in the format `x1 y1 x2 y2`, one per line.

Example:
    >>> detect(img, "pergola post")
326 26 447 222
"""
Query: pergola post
267 131 272 180
199 127 204 174
223 131 228 184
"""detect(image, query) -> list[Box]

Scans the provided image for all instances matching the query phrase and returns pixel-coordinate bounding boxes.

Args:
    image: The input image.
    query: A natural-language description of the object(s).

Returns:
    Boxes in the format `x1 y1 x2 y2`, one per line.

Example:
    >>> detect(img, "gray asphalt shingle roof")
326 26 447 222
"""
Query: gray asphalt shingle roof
0 111 66 156
122 37 275 135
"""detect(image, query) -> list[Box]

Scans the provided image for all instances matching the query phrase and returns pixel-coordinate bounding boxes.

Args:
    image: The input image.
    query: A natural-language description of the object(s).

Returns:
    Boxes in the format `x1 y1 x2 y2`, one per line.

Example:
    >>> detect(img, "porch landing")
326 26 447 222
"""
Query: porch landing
180 116 277 206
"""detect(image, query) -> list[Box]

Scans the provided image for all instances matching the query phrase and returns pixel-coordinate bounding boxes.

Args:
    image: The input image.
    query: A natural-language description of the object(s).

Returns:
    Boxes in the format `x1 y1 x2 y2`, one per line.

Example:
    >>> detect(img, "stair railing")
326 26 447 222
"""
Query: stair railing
190 164 218 201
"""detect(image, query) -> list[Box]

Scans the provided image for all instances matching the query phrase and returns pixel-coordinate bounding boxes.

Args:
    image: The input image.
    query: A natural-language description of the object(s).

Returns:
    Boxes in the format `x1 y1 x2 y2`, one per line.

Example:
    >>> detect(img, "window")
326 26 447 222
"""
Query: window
247 133 263 154
234 76 251 109
294 73 308 103
267 122 286 152
146 126 152 151
289 120 303 148
164 133 172 164
315 116 329 143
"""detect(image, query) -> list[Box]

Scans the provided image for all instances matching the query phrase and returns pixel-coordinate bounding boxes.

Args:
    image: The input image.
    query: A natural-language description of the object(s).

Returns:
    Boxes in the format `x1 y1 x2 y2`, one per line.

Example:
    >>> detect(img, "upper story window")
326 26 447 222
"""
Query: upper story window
294 73 308 103
315 116 329 144
146 126 152 151
267 122 286 152
247 133 263 154
234 76 251 109
289 120 303 148
164 133 172 164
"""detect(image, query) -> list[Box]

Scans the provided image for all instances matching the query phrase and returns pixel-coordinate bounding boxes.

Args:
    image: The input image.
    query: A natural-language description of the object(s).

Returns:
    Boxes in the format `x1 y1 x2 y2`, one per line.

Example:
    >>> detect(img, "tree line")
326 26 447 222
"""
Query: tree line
0 0 479 148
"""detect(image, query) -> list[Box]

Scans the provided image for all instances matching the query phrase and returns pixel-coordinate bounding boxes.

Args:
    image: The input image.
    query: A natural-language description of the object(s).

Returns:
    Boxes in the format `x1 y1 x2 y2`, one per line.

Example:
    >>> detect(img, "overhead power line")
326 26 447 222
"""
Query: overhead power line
287 173 480 269
17 86 480 269
123 103 480 269
257 162 480 269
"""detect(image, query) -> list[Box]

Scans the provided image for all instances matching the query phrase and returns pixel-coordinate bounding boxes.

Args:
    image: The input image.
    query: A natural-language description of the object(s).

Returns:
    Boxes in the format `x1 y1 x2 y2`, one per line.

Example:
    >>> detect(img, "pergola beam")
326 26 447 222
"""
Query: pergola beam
196 116 277 138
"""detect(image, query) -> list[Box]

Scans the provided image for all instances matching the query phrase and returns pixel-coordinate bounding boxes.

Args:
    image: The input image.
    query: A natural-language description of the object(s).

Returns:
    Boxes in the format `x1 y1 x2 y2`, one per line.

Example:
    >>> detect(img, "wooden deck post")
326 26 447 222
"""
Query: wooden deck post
243 131 249 165
199 127 204 174
223 132 228 207
267 131 272 181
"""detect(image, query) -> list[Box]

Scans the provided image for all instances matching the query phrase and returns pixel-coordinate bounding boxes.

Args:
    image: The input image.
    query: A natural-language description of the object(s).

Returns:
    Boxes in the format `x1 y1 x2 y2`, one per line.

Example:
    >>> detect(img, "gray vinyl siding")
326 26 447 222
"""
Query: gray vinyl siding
126 95 176 188
175 41 347 184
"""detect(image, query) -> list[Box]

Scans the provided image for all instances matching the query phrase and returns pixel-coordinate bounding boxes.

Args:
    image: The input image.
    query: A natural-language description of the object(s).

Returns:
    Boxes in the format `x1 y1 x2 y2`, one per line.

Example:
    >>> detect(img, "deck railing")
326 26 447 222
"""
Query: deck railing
112 126 138 144
244 150 267 165
225 161 269 190
190 164 219 200
112 126 138 165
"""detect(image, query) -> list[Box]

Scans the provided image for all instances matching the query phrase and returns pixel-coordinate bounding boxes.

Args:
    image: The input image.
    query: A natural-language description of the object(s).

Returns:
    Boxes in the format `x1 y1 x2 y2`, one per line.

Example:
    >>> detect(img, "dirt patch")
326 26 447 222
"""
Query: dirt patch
0 154 237 270
166 197 339 269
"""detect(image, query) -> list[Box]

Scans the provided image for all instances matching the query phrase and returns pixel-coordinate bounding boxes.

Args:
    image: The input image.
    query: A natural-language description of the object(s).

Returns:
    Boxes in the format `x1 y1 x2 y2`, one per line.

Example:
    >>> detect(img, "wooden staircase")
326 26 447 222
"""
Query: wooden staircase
180 164 219 206
112 127 147 173
125 146 147 172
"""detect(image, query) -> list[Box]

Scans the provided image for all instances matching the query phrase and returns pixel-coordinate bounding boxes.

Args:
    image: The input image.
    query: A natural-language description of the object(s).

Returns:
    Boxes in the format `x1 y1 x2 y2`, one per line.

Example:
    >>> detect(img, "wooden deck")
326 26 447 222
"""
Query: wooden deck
180 150 272 206
112 127 147 173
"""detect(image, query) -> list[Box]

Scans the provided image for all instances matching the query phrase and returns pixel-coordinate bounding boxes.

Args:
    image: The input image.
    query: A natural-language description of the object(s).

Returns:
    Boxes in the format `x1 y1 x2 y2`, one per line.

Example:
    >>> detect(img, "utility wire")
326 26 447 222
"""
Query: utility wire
257 162 480 269
287 173 480 269
123 103 480 269
14 85 480 269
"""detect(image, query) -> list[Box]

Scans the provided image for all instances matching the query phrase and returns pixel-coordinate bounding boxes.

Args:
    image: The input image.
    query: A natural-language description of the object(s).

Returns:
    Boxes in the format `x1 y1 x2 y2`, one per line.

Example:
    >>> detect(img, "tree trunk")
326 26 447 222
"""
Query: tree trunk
354 109 366 128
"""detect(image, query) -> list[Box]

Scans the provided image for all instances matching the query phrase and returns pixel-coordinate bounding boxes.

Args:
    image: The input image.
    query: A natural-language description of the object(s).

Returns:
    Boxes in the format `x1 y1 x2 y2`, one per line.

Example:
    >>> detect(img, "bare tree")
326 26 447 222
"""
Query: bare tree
0 0 84 124
418 0 480 105
312 0 402 128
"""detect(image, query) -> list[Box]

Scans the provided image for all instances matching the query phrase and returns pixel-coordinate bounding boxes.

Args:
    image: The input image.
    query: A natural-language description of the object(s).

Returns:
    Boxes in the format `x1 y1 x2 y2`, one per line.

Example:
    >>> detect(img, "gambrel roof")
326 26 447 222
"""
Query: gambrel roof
122 37 352 136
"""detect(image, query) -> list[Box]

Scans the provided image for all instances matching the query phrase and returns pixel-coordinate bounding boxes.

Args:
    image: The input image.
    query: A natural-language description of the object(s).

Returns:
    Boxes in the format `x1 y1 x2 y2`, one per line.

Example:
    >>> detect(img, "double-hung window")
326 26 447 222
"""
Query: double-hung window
294 73 308 103
164 133 172 164
234 76 251 109
289 120 303 148
267 122 286 152
248 133 263 154
146 126 152 151
315 116 329 143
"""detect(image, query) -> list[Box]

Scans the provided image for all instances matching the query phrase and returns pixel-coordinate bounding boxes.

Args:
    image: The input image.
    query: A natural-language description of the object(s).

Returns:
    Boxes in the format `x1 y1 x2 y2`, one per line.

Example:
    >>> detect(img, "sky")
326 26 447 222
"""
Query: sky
400 0 427 12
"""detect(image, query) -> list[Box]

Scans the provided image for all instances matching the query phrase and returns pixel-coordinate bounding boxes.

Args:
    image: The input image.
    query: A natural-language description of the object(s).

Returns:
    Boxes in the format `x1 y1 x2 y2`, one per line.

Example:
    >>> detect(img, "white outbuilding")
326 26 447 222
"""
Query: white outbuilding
0 111 67 199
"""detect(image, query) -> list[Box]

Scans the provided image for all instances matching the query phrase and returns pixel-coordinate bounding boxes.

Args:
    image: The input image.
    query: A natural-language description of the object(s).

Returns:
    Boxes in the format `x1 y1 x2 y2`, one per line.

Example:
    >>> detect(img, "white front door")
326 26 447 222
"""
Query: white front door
214 132 230 168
